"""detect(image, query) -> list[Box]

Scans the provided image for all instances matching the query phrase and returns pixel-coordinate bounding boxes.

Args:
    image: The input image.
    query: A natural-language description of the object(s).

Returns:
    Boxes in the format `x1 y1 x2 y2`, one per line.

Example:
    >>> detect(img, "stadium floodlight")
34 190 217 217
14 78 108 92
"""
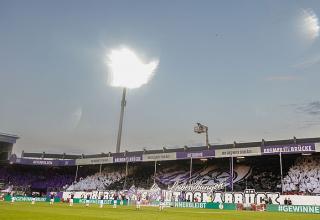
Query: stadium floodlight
107 46 159 153
261 139 265 147
194 123 210 148
293 136 297 144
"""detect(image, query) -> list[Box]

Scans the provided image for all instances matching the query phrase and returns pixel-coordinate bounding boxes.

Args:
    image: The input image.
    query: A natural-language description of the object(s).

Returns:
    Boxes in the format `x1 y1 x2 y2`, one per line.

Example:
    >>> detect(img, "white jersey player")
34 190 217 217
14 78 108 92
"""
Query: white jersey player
99 195 104 208
31 195 36 205
159 196 165 211
69 194 74 206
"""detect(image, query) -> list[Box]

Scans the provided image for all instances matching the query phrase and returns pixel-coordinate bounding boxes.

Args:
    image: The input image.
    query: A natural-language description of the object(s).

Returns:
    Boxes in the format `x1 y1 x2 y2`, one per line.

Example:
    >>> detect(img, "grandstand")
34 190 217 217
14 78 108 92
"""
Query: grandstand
1 136 320 199
0 133 18 164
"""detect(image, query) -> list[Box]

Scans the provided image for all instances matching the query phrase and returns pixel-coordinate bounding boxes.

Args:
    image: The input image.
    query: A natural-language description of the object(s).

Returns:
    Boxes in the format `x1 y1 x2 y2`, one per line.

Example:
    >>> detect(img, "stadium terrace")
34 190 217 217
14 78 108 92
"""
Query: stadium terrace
1 134 320 214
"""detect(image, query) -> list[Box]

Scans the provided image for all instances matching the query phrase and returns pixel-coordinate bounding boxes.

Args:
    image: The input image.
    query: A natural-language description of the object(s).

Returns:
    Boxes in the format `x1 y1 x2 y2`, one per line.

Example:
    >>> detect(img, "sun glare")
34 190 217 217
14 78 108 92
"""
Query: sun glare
107 47 159 89
299 9 319 42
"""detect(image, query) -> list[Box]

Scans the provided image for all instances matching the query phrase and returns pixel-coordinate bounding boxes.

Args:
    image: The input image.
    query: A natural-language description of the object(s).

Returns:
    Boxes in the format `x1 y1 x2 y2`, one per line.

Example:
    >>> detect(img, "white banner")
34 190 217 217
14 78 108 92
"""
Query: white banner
215 147 261 158
63 190 320 205
315 143 320 152
75 157 113 165
63 191 116 200
142 152 176 161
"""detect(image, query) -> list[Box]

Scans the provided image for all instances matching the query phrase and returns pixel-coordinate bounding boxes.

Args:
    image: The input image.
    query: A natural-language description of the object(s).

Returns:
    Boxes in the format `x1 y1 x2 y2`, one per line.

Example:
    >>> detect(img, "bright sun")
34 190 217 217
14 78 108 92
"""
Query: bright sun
107 47 159 89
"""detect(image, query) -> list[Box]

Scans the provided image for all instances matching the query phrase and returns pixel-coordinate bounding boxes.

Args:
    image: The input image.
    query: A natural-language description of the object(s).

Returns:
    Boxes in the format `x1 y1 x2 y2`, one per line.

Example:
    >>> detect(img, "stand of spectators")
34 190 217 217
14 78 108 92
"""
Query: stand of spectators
67 171 125 191
283 156 320 194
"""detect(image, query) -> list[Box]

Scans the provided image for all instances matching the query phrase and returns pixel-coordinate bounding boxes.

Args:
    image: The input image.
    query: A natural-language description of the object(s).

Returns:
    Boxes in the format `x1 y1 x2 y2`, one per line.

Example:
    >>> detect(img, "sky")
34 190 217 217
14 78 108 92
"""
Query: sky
0 0 320 155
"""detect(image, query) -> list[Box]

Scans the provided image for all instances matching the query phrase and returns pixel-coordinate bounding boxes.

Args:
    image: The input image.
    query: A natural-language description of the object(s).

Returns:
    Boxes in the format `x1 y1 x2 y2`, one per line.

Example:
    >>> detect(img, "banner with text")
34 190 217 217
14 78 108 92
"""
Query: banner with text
267 204 320 214
10 158 75 166
215 147 261 158
5 196 48 202
262 143 315 155
176 150 215 159
173 202 236 210
76 199 128 205
113 155 142 163
75 157 113 165
165 189 280 204
142 152 177 161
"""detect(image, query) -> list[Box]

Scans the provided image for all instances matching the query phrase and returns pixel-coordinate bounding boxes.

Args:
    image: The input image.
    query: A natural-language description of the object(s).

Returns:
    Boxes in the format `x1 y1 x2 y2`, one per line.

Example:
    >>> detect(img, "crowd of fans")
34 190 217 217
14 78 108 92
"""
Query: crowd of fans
1 156 319 194
67 171 125 191
68 161 252 191
283 156 320 194
234 157 281 192
0 165 75 192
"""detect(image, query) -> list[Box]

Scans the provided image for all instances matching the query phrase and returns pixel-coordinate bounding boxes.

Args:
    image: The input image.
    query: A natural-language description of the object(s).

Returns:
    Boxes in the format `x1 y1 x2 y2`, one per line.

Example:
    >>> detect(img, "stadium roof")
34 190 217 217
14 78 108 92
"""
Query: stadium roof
21 137 320 160
0 132 19 144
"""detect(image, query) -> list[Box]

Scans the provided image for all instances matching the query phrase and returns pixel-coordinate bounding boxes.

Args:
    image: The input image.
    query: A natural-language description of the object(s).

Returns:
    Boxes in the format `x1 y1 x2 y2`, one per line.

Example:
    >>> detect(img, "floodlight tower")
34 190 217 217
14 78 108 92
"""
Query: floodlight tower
194 122 209 148
116 88 127 153
107 47 159 153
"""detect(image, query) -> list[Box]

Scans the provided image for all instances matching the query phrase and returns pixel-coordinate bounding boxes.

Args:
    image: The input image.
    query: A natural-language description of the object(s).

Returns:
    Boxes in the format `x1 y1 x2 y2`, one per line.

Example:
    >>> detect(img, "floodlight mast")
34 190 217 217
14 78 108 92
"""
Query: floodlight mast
116 87 127 153
194 123 209 148
107 47 159 153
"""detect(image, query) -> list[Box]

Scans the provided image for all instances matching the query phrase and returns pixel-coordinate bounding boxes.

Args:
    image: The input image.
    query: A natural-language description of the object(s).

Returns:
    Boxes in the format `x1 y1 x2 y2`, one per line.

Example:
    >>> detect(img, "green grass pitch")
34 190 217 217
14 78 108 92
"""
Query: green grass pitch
0 202 319 220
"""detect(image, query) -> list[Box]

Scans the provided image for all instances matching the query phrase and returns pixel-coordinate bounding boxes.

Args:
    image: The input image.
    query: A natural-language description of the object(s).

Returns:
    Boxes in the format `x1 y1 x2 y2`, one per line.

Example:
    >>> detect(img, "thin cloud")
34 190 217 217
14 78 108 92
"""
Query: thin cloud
283 101 320 129
296 101 320 116
265 75 300 81
298 120 320 129
292 54 320 68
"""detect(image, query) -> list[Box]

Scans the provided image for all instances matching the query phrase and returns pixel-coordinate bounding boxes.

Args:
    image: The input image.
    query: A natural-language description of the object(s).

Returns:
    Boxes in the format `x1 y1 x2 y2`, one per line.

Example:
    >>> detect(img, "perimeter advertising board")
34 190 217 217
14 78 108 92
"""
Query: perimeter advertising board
173 202 236 210
4 196 47 202
267 204 320 214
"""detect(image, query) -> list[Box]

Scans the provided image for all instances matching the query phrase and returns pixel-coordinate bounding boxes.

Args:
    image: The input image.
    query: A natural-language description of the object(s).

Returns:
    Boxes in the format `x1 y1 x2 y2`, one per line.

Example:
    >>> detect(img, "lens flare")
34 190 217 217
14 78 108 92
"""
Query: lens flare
299 9 319 41
70 107 82 129
107 47 159 89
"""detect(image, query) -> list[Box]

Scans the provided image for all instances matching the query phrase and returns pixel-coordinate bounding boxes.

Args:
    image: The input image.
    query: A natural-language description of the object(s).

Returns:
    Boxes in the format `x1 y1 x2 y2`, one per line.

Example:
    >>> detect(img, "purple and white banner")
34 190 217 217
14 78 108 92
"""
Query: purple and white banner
262 143 315 155
176 150 215 159
113 155 142 163
10 157 75 166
